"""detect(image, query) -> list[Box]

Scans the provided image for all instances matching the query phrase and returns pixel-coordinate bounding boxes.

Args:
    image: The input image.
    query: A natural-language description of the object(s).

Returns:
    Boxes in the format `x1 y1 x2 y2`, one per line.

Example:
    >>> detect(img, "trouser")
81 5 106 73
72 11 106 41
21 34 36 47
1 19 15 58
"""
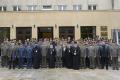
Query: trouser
1 56 8 67
85 57 90 68
101 57 109 70
26 58 32 69
80 57 86 69
95 57 101 68
112 57 119 70
42 56 47 68
8 58 18 69
18 57 24 69
89 57 95 69
56 56 62 68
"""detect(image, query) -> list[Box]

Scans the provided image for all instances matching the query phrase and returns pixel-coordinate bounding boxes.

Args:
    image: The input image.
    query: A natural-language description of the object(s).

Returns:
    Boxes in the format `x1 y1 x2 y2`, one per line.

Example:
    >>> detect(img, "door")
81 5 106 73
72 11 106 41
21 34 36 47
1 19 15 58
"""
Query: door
59 27 75 39
16 27 32 42
0 27 10 43
37 27 53 39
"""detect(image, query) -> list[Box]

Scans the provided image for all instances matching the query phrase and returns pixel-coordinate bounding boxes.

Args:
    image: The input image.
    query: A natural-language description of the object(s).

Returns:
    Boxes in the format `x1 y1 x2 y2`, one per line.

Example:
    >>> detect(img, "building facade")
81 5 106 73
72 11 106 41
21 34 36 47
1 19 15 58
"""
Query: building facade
0 0 120 44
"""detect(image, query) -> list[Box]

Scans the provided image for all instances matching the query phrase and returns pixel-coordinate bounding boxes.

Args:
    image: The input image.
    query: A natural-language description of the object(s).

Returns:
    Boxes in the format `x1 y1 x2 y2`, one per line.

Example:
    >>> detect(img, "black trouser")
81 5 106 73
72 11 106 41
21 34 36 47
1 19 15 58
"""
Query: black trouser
112 57 119 70
101 57 109 70
80 57 86 69
85 57 90 68
8 57 18 69
1 56 9 67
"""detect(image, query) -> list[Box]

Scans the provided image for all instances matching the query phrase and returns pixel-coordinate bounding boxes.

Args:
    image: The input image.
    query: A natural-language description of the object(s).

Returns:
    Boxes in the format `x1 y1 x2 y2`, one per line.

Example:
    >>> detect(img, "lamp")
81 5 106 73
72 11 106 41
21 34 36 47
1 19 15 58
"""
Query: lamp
55 24 57 29
77 24 79 28
33 24 35 28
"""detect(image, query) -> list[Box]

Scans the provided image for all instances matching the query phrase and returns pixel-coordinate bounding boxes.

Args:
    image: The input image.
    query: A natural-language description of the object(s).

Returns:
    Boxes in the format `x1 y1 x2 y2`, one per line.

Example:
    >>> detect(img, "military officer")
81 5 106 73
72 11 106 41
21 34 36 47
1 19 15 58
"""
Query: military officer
110 41 119 70
41 38 48 68
80 42 87 69
26 43 33 69
88 42 96 69
55 42 62 68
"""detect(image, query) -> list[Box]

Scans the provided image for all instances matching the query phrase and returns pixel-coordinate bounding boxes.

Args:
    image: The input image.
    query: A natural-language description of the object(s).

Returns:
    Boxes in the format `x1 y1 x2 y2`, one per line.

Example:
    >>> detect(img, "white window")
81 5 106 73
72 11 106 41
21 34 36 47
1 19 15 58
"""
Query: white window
73 5 81 11
43 5 52 10
116 30 120 45
0 6 7 11
58 5 67 11
27 5 37 11
13 6 21 11
88 5 97 10
112 29 120 45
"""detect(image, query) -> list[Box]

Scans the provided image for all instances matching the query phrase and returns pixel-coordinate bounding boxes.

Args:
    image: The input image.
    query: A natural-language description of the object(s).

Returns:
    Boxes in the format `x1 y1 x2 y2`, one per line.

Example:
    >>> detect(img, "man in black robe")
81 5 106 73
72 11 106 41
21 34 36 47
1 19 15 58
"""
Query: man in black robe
32 43 42 69
72 42 80 70
47 44 56 68
65 43 73 69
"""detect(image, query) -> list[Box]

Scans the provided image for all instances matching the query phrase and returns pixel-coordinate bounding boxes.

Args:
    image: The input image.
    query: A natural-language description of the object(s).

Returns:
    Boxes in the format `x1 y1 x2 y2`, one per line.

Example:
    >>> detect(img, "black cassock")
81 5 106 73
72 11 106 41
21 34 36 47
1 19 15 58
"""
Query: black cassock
72 46 81 70
32 46 41 69
47 48 56 68
65 47 73 69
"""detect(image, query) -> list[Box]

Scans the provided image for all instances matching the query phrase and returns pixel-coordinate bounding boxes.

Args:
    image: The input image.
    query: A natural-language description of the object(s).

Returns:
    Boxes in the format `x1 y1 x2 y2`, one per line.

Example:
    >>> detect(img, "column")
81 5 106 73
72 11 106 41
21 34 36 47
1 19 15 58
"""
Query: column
53 24 59 38
96 26 101 38
32 25 37 39
75 24 80 40
108 26 112 39
10 25 16 39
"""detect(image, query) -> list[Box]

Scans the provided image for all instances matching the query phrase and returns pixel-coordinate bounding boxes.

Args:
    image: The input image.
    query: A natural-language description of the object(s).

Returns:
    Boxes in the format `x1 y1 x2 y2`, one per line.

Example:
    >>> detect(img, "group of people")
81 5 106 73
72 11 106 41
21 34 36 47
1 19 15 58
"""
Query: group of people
0 37 120 70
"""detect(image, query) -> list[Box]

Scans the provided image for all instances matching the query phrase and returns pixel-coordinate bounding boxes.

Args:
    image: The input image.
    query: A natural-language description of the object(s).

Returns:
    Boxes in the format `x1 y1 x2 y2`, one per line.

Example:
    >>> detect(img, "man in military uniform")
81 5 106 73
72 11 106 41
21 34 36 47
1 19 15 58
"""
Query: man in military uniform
100 41 110 70
26 43 33 69
110 41 119 70
1 40 9 67
80 42 87 69
41 38 48 68
88 42 96 69
55 42 62 68
17 42 26 69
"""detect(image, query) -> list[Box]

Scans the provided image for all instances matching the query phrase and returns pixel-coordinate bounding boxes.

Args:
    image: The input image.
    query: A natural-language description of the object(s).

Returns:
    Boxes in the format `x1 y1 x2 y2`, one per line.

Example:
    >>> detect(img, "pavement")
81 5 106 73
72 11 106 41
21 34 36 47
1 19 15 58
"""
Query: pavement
0 68 120 80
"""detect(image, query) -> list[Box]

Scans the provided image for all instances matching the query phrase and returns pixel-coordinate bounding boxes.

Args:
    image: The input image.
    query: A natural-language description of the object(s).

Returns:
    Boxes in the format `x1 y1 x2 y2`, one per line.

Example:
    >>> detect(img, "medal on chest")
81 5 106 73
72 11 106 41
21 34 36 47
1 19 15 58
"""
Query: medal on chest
74 50 77 55
35 50 38 53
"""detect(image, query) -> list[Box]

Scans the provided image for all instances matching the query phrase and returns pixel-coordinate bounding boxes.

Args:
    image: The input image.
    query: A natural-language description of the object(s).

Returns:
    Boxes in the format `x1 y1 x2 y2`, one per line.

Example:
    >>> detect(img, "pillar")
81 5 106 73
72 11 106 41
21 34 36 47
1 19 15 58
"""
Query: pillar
75 24 80 40
10 25 16 39
96 26 101 38
53 24 59 38
32 25 37 39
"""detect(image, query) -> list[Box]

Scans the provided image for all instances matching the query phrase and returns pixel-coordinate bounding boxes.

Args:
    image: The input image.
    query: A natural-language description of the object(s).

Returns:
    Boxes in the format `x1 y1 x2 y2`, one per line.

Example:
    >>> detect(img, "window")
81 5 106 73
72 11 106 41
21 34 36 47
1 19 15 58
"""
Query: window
88 5 97 10
43 5 52 10
58 5 67 11
73 5 81 10
13 6 21 11
27 5 37 11
0 6 7 11
100 26 108 39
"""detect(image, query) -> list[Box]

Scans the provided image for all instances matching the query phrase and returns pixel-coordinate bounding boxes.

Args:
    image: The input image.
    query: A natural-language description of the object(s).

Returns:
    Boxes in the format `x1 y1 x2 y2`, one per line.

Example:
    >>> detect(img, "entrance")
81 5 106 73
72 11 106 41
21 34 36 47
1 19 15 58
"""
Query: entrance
59 27 75 39
37 27 53 39
16 27 32 41
81 26 96 39
0 27 10 43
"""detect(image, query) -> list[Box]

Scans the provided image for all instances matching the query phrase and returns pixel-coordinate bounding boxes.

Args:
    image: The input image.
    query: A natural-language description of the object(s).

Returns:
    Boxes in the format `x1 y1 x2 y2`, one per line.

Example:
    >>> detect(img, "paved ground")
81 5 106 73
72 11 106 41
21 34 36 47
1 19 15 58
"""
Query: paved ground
0 68 120 80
